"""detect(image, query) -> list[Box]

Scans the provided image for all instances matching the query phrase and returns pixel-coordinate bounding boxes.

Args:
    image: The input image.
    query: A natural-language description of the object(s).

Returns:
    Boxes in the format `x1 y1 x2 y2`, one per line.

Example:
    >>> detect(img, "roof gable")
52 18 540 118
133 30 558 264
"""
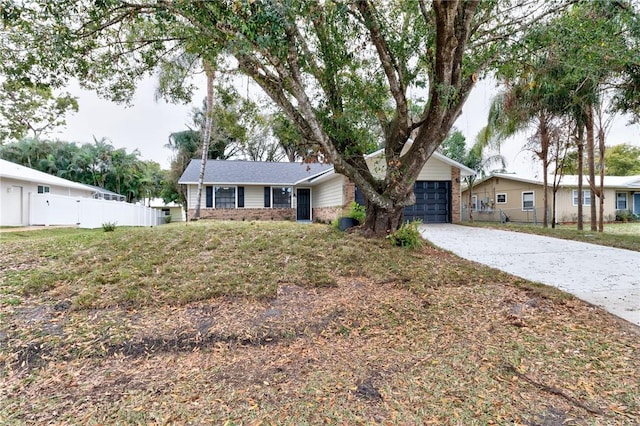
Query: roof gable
364 147 476 176
178 159 333 185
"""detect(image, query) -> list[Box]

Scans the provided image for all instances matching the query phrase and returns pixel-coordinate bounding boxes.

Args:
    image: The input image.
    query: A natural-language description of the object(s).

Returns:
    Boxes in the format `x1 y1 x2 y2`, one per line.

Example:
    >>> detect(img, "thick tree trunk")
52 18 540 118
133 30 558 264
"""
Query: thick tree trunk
362 200 405 238
586 105 597 231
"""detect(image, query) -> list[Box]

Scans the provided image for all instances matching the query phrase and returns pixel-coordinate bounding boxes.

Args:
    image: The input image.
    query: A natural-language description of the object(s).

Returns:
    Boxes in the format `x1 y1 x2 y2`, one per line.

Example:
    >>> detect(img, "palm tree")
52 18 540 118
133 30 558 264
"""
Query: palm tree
192 61 215 220
481 82 573 228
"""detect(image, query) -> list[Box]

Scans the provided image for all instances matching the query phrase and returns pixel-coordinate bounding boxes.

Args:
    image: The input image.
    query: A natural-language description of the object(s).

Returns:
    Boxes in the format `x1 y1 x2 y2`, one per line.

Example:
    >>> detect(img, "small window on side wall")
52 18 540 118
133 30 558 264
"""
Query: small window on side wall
496 193 507 204
522 191 534 210
616 192 627 210
471 195 478 211
37 185 50 194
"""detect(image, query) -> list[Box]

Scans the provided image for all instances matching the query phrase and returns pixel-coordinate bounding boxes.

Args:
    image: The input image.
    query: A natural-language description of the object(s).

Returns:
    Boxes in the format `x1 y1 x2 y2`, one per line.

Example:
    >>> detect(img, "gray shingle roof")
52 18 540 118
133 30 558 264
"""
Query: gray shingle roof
178 159 333 185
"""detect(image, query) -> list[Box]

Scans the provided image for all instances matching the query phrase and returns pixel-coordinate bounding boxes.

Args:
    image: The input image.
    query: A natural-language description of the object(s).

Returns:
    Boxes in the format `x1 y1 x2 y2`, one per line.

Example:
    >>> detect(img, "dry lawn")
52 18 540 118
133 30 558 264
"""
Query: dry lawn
0 221 638 425
468 222 640 252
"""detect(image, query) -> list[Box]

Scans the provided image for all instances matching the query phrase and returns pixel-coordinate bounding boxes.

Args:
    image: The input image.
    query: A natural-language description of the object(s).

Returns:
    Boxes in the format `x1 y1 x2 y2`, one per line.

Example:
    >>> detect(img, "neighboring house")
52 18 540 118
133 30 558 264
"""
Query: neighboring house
147 198 186 222
84 184 127 202
178 151 475 224
178 160 334 222
0 158 162 228
462 172 640 223
1 158 95 226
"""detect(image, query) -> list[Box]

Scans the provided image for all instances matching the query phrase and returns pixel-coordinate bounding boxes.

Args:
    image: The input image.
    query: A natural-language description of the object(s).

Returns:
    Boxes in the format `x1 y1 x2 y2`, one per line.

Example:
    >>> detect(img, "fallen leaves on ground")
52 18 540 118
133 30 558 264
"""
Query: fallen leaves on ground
0 222 638 424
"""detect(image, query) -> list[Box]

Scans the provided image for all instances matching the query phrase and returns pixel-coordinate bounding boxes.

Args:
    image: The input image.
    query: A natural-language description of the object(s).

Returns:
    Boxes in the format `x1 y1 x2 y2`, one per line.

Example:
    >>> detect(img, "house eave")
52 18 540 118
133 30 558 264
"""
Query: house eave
294 168 337 185
364 146 476 177
179 181 304 186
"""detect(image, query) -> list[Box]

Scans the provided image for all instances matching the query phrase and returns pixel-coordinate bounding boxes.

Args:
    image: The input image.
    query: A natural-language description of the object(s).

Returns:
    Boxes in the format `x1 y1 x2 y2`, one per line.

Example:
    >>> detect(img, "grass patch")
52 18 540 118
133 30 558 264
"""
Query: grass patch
467 221 640 252
0 221 638 424
0 221 490 309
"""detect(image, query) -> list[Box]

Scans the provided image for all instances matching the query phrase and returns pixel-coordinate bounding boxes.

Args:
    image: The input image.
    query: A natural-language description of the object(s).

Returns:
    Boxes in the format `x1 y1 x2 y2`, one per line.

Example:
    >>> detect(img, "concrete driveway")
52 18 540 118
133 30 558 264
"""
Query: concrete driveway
419 224 640 327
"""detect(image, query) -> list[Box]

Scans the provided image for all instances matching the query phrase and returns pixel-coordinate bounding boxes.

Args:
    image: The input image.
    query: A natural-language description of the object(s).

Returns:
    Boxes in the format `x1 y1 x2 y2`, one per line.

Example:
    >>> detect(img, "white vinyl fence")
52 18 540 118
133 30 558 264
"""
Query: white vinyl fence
29 193 163 228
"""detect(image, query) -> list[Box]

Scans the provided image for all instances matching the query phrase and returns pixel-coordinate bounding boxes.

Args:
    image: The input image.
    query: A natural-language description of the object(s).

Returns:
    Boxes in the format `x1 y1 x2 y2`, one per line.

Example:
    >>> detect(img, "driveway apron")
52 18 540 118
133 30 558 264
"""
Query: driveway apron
419 224 640 327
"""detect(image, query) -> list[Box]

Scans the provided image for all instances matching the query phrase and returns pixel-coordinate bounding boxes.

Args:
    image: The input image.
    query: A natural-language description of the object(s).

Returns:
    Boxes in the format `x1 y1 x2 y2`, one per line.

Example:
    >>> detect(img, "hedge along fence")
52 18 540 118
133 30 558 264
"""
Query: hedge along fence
29 193 162 228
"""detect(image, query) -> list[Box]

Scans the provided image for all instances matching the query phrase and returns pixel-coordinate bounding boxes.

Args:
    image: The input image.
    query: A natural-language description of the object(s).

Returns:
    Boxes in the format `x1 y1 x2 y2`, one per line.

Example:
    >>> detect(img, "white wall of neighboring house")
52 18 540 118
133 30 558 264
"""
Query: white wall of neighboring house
1 159 162 228
146 198 186 222
0 176 95 226
0 178 28 226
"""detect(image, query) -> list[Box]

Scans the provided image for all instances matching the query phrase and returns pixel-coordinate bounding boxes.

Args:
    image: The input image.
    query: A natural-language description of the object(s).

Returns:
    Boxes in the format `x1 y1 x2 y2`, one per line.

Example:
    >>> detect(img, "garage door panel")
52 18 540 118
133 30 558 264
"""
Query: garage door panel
355 180 452 223
404 180 451 223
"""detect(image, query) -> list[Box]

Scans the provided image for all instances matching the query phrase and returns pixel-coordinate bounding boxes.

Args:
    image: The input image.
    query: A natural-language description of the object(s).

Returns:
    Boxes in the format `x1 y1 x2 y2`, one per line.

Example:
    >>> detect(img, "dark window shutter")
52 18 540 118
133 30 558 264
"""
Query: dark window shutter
206 186 213 208
264 186 271 207
237 186 244 208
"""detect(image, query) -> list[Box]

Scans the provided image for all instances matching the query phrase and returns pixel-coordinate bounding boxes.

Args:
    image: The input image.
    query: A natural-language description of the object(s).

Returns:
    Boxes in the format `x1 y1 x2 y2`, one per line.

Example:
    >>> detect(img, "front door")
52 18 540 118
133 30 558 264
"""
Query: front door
634 193 640 215
296 188 311 221
2 186 24 226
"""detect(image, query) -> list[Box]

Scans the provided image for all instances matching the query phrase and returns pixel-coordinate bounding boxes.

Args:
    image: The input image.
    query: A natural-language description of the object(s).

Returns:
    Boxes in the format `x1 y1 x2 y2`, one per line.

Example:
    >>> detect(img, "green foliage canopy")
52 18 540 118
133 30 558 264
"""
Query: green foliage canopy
0 138 165 202
1 0 572 233
605 143 640 176
0 80 78 143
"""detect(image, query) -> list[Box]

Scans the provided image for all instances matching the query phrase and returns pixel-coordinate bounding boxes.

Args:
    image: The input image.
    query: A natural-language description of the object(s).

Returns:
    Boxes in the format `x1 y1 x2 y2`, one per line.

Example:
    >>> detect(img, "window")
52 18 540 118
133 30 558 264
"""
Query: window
161 208 170 217
215 186 236 209
471 195 478 211
572 190 591 206
37 185 50 194
496 193 507 204
616 192 628 210
522 191 534 210
272 187 292 208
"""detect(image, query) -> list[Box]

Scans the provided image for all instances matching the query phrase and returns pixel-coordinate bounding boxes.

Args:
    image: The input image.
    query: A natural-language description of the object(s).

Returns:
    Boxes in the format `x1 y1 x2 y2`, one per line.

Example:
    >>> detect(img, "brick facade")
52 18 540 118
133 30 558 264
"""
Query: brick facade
343 181 356 205
189 208 295 221
312 206 343 223
451 168 461 223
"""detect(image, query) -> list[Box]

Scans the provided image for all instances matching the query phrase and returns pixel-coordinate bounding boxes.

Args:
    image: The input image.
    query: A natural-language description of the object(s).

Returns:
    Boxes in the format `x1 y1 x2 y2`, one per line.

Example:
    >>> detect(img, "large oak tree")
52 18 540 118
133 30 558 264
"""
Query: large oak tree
1 0 568 235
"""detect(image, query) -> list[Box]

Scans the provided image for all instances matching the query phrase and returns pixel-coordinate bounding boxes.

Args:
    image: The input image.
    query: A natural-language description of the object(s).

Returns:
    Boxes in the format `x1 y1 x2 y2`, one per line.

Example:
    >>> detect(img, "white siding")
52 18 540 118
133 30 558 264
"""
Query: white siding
0 178 27 226
365 155 452 180
244 186 265 208
187 184 293 209
417 156 452 180
313 175 346 207
0 177 94 226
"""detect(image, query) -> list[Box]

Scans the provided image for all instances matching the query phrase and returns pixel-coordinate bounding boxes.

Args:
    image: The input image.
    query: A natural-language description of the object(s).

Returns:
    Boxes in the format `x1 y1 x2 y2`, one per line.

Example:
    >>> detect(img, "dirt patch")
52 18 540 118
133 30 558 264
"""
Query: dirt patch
2 279 639 424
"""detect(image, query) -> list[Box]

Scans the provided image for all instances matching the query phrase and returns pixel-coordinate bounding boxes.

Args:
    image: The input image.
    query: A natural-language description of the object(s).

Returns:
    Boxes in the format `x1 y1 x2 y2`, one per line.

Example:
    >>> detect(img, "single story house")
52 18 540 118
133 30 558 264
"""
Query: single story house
462 172 640 223
1 158 96 226
0 158 161 228
84 184 127 201
178 150 475 224
147 198 186 222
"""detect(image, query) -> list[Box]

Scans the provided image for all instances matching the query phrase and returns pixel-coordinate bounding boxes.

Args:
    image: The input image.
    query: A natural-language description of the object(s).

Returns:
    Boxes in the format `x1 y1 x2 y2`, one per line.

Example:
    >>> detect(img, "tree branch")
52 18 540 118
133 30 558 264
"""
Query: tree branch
355 1 409 140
